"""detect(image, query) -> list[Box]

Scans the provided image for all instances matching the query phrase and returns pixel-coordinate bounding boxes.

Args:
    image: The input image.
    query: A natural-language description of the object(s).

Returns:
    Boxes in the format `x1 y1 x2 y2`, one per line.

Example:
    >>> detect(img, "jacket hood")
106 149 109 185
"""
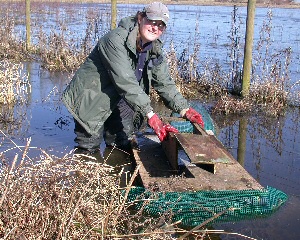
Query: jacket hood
118 15 137 31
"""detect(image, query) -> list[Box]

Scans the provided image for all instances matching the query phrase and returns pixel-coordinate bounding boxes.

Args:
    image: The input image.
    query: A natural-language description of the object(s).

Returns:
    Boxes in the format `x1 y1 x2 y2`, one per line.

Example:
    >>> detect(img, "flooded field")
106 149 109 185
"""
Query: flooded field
0 2 299 239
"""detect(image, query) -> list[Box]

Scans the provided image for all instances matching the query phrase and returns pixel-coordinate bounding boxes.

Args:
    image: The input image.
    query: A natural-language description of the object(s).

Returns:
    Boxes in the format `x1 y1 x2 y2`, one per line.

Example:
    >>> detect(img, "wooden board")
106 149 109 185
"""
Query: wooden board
174 133 235 174
132 133 263 192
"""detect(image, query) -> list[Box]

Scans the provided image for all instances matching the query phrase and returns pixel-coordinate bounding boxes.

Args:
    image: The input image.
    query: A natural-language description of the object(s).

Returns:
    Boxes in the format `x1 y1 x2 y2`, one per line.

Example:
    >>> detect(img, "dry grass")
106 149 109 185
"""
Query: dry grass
0 143 169 239
0 13 30 61
0 60 30 105
212 79 288 116
0 139 259 239
38 29 89 72
0 60 30 136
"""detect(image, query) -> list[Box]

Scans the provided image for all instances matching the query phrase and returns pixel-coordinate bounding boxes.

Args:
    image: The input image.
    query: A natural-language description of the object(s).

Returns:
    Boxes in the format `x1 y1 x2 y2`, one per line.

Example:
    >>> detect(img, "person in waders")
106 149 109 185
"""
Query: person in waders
62 2 205 158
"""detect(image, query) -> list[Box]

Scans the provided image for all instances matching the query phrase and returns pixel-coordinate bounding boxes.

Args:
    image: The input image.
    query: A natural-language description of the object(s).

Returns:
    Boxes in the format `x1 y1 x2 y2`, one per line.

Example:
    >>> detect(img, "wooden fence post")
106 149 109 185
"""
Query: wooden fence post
25 0 31 50
241 0 256 97
111 0 117 30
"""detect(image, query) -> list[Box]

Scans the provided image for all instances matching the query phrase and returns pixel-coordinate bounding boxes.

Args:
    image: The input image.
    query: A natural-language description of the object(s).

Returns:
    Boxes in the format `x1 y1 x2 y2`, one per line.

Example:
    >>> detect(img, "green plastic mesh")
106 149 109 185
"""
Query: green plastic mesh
126 186 288 228
132 103 287 227
171 102 216 134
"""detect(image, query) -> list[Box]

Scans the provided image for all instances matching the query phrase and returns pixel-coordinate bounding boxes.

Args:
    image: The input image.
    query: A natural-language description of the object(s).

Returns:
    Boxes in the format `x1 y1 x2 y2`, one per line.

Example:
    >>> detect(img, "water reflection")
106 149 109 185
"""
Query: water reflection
211 110 300 239
237 117 247 167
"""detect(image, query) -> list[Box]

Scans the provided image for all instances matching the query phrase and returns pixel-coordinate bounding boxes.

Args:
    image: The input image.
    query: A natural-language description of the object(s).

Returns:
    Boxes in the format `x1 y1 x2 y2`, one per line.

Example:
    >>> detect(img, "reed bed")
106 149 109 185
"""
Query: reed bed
0 144 167 239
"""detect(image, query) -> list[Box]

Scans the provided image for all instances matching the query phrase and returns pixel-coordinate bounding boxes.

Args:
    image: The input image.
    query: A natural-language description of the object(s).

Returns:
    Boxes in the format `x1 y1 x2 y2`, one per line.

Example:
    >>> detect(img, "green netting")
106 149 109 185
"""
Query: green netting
135 103 287 227
126 186 288 228
171 102 216 134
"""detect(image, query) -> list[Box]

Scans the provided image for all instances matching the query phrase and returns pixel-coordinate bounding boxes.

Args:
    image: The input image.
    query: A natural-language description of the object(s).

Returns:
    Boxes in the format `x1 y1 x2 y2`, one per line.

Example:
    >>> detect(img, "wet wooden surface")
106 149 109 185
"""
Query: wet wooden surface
132 129 263 192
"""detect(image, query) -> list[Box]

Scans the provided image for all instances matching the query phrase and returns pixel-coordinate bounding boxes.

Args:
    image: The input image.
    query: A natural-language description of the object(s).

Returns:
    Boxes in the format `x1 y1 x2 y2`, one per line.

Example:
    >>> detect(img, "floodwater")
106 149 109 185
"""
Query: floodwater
1 3 300 240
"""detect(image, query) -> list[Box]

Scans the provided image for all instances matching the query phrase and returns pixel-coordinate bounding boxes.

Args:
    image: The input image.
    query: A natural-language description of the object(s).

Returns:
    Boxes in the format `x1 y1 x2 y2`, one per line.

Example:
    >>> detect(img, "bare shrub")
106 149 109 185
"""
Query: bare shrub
37 11 103 72
249 79 288 115
213 95 252 115
164 41 228 102
37 27 88 72
213 79 288 115
166 42 199 98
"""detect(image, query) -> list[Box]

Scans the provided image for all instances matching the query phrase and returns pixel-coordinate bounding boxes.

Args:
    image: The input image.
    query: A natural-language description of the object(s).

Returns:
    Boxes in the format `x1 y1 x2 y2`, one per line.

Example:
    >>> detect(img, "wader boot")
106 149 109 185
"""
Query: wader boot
73 119 104 163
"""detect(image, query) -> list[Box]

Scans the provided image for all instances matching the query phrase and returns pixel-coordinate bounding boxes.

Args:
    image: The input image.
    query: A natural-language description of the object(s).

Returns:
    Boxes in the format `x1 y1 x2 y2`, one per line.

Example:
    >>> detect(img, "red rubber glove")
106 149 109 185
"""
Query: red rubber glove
185 108 204 128
148 114 179 141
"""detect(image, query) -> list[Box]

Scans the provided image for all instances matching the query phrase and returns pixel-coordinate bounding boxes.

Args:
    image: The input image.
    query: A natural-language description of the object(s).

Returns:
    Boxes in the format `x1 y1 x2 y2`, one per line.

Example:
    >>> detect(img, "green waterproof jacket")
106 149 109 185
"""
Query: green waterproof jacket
62 16 189 136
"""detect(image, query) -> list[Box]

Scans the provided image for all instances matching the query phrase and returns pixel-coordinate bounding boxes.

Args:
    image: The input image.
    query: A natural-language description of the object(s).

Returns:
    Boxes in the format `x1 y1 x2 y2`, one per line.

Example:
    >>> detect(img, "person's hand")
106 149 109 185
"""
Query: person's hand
184 108 204 128
148 114 178 141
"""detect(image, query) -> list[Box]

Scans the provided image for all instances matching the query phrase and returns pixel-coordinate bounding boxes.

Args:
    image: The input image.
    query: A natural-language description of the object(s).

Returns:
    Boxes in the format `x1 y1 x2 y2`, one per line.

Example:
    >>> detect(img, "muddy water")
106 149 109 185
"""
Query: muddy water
1 3 300 239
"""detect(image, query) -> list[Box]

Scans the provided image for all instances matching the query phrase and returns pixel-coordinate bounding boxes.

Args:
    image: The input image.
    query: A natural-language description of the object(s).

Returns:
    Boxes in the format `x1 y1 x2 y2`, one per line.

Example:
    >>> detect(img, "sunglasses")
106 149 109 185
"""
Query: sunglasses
144 17 166 31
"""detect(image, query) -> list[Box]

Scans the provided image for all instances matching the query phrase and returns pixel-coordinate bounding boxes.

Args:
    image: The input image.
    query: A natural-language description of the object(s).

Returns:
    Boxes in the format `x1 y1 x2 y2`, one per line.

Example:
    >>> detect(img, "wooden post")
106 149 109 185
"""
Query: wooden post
111 0 117 30
25 0 31 50
241 0 256 97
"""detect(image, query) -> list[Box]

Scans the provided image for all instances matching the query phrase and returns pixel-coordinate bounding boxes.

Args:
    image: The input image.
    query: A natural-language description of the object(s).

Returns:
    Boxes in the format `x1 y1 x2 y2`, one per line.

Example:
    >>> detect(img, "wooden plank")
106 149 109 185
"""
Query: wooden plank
132 133 263 192
174 133 234 174
131 134 181 191
161 133 178 170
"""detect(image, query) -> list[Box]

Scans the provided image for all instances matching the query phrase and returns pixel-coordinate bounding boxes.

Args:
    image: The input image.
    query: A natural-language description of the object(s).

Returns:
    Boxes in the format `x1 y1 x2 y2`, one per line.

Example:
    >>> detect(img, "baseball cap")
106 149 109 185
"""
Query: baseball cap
143 2 170 25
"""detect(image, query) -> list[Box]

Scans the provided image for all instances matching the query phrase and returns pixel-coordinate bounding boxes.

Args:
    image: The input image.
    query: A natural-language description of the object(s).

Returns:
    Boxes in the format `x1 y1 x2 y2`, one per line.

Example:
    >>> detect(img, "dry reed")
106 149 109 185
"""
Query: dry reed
0 144 169 239
0 60 30 105
0 140 257 239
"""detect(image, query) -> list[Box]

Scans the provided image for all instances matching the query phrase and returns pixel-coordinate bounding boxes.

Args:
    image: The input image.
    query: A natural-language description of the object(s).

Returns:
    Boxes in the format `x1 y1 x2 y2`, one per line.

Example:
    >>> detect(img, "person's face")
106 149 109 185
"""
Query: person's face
138 15 166 43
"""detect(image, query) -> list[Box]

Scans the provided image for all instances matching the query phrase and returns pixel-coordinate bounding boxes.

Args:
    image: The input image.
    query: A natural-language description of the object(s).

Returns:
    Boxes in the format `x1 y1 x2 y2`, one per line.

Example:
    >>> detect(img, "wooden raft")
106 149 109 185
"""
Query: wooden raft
132 119 262 192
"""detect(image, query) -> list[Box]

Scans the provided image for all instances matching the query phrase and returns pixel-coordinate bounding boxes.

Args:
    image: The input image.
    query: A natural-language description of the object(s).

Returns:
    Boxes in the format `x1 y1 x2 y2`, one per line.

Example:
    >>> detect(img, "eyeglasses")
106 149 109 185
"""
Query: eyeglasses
144 17 166 32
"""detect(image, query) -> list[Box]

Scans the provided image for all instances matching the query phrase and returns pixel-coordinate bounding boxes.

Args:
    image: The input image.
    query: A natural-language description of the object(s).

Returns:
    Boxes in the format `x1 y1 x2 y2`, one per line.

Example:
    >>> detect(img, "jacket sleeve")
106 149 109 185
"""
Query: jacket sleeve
97 32 153 116
150 54 189 113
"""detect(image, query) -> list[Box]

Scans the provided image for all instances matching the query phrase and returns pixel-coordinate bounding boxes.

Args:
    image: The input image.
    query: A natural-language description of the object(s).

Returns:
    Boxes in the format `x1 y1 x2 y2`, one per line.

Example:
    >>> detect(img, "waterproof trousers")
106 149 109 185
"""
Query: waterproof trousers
74 98 142 153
